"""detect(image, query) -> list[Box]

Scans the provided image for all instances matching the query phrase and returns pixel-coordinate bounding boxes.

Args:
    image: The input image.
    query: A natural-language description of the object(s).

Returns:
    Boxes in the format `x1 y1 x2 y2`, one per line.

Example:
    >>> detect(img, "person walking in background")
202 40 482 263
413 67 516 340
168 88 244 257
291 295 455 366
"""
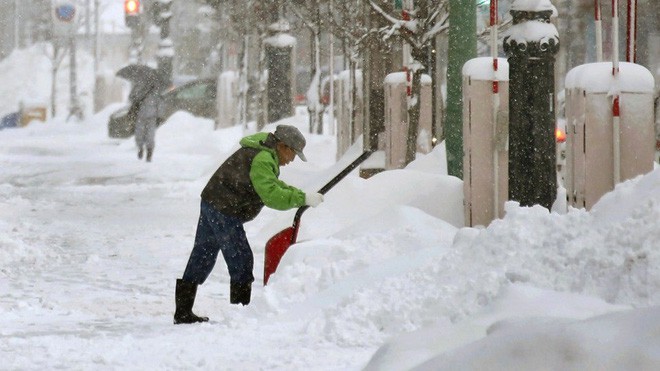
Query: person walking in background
130 82 161 162
173 125 324 324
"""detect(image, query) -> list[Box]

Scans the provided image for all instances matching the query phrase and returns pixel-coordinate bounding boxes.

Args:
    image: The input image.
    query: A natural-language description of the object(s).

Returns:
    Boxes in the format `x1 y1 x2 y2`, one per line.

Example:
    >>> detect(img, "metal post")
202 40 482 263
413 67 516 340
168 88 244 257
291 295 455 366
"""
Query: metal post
503 0 560 210
490 0 501 218
612 0 621 184
157 0 173 89
446 0 476 178
595 0 603 62
68 35 83 120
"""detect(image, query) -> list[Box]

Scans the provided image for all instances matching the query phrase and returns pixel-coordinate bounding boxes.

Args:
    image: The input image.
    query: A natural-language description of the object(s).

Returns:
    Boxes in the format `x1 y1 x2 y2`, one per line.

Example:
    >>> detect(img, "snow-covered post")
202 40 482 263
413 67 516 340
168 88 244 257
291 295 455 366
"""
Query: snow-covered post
462 57 509 227
564 62 655 210
263 19 295 124
156 0 173 90
503 0 560 210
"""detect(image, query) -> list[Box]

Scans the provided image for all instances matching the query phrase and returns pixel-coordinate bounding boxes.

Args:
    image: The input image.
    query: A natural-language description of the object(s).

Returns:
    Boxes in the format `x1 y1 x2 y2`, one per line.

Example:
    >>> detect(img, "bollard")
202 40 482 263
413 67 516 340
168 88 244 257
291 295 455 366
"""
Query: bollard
503 0 560 210
462 57 509 227
564 62 655 209
383 72 433 170
264 20 296 124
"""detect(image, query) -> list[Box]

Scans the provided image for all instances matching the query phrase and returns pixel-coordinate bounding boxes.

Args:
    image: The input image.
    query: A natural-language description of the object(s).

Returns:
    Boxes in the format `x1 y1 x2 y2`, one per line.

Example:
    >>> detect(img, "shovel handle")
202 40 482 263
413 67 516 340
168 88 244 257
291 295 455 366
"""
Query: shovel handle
318 150 374 194
290 150 373 241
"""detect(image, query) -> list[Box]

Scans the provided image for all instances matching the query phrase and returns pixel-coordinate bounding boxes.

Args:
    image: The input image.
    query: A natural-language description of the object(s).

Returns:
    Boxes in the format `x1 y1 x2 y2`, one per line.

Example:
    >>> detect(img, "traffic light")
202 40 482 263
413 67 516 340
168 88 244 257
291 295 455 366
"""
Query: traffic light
125 0 139 15
124 0 141 28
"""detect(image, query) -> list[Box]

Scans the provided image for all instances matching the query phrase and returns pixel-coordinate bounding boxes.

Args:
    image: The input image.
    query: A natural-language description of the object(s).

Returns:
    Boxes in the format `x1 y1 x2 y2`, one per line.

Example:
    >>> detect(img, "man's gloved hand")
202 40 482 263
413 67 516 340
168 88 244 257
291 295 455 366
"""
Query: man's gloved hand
305 192 324 207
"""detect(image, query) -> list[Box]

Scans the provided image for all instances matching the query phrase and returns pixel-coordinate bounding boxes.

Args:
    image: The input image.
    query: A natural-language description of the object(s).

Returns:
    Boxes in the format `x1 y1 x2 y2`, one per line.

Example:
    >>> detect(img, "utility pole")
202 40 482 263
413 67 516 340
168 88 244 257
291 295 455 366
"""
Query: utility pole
446 0 476 178
53 1 83 121
156 0 173 89
125 0 144 64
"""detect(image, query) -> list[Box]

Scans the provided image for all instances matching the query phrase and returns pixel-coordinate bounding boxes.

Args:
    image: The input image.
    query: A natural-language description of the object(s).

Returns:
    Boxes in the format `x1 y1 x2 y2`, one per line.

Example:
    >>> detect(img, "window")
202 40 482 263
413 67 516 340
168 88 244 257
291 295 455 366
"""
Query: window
176 83 212 100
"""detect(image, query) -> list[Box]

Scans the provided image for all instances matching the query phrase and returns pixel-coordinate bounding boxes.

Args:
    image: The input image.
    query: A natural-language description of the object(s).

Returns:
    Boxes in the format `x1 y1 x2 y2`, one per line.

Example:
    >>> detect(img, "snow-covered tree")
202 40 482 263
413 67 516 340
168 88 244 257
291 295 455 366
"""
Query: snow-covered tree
367 0 449 166
203 0 280 129
288 0 327 134
326 0 371 147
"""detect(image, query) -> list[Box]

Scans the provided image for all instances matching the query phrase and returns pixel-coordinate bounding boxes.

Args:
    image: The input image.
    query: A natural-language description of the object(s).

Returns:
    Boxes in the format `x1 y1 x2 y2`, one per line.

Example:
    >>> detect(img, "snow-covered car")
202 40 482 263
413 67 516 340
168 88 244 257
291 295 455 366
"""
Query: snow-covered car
108 78 217 138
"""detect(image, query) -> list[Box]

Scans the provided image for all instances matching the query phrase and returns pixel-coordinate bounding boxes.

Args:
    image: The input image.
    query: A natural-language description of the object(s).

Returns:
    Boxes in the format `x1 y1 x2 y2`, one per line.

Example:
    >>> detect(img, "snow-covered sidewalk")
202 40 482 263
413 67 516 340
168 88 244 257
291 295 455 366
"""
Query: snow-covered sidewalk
2 106 660 370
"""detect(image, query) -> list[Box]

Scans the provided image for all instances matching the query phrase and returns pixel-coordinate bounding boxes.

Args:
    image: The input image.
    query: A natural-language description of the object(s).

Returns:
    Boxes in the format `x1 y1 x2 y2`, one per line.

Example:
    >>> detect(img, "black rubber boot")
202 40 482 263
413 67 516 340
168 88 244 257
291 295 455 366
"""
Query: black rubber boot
230 282 252 305
174 279 209 324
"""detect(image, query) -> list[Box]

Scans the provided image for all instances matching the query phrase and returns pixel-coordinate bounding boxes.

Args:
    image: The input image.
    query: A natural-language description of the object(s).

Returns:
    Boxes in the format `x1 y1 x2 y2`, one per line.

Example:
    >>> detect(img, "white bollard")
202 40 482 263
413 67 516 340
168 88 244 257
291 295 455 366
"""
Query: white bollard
216 71 238 129
335 69 363 160
462 57 509 227
383 72 432 170
565 62 655 210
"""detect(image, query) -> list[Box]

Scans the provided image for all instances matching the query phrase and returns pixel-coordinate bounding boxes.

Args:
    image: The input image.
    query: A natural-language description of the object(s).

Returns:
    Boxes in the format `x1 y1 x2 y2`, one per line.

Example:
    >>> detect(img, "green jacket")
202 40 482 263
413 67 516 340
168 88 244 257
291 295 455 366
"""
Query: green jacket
201 132 306 222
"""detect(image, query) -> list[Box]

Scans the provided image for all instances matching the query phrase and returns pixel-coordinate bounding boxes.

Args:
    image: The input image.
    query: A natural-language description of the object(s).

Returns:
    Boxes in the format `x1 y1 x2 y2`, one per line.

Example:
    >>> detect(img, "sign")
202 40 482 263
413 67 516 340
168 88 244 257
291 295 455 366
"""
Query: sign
55 4 76 23
52 1 77 37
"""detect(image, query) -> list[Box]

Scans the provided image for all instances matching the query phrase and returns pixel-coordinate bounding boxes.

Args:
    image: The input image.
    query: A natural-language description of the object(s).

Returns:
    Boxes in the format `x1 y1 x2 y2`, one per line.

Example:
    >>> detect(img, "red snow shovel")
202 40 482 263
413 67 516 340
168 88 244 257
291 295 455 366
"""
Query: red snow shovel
263 150 373 285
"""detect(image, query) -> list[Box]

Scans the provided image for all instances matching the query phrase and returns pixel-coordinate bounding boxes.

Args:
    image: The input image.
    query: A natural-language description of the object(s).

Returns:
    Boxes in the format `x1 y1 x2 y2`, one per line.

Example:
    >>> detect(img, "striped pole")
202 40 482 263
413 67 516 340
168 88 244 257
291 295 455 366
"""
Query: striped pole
612 0 621 184
595 0 603 62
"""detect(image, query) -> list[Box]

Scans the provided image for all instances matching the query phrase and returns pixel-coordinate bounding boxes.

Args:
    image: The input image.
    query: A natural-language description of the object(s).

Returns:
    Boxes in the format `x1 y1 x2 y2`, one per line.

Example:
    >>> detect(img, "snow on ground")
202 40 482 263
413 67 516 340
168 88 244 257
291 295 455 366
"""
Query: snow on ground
2 105 660 370
2 47 660 371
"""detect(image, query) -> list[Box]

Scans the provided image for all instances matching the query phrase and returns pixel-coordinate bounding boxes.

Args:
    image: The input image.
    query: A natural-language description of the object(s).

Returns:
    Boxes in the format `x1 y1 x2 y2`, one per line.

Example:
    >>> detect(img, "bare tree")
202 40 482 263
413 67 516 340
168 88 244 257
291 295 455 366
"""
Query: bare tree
42 39 69 118
289 0 326 134
326 0 372 145
203 0 279 129
367 0 449 166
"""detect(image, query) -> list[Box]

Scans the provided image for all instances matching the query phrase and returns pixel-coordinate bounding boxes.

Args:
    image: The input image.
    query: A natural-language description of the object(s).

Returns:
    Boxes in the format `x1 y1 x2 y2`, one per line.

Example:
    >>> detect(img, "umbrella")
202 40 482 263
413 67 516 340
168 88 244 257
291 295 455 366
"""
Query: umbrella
116 64 163 88
116 64 161 87
116 64 164 103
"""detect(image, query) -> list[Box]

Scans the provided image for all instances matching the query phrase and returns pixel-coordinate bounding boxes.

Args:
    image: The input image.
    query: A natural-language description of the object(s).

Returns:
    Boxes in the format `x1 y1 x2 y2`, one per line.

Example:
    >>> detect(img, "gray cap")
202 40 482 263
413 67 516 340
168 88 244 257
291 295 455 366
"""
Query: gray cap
273 125 307 162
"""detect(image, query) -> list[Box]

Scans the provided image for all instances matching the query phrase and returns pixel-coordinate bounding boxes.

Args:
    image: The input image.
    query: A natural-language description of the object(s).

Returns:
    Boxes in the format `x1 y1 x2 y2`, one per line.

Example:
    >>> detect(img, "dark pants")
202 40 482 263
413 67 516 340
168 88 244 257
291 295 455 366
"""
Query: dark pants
182 200 254 285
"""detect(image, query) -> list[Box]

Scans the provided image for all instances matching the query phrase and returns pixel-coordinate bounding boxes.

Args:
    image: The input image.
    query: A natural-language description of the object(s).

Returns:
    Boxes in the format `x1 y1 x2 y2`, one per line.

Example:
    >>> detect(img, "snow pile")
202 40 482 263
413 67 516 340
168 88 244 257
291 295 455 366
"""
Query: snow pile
2 109 660 369
0 44 95 119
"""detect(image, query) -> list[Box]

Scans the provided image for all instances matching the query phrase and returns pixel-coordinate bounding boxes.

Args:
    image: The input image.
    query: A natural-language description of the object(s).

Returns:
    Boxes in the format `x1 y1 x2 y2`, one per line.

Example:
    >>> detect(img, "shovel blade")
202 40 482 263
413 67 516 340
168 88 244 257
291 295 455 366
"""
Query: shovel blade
263 226 296 285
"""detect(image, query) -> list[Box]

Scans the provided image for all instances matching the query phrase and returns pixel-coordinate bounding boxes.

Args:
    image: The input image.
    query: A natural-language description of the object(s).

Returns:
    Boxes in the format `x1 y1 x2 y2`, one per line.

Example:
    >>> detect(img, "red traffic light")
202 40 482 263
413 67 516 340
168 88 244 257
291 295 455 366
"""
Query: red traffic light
125 0 140 15
555 127 566 143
